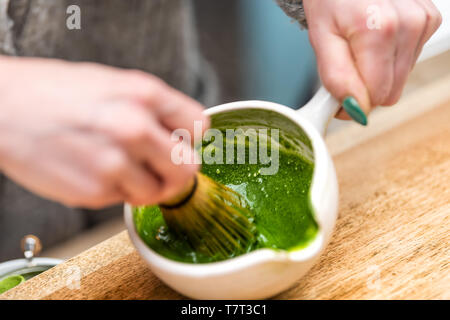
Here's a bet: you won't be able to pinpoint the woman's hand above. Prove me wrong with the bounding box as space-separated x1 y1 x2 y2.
0 57 208 208
304 0 442 124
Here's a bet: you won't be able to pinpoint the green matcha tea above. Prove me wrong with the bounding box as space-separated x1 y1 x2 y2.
134 109 318 263
0 275 25 294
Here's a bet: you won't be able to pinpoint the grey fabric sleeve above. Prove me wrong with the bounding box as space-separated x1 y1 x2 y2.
0 0 17 54
276 0 308 29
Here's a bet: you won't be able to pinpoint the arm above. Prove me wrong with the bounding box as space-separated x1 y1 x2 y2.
0 55 208 208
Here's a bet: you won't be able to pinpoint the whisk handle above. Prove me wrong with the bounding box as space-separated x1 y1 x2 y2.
160 175 198 209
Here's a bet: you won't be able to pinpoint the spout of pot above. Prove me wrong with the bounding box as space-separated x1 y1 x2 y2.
286 232 324 263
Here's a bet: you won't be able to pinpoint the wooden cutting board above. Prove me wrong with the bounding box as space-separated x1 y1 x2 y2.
2 75 449 300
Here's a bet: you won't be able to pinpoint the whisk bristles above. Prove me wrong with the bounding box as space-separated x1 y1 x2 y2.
161 173 257 260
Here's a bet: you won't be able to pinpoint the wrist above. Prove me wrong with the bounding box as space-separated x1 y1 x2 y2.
0 56 17 166
0 55 18 93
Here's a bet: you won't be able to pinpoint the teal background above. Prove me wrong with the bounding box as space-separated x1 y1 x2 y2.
238 0 318 108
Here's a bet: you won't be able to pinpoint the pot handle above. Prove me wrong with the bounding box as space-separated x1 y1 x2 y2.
296 86 339 137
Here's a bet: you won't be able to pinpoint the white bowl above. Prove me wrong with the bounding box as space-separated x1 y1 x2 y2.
125 90 339 299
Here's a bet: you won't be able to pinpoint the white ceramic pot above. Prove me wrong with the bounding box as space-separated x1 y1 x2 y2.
125 87 341 299
123 28 450 298
0 258 62 279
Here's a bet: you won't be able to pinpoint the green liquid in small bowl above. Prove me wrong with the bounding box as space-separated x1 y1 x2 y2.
0 275 25 294
0 265 53 295
134 110 319 263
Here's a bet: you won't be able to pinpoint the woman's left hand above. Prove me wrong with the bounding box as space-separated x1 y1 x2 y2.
304 0 442 123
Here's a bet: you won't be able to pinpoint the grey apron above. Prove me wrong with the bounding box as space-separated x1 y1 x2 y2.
0 0 218 260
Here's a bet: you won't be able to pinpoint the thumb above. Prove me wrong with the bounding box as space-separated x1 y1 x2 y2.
310 30 372 125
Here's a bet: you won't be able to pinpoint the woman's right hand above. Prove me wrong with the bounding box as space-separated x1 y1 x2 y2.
0 57 208 208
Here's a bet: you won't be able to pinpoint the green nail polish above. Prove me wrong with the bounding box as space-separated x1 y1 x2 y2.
342 96 368 126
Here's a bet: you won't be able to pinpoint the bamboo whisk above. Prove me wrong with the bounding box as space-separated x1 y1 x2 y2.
160 173 257 260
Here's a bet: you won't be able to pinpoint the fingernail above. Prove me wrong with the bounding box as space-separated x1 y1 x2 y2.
342 96 368 126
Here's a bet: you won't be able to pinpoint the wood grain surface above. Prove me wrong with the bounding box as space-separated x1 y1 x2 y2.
2 78 449 300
